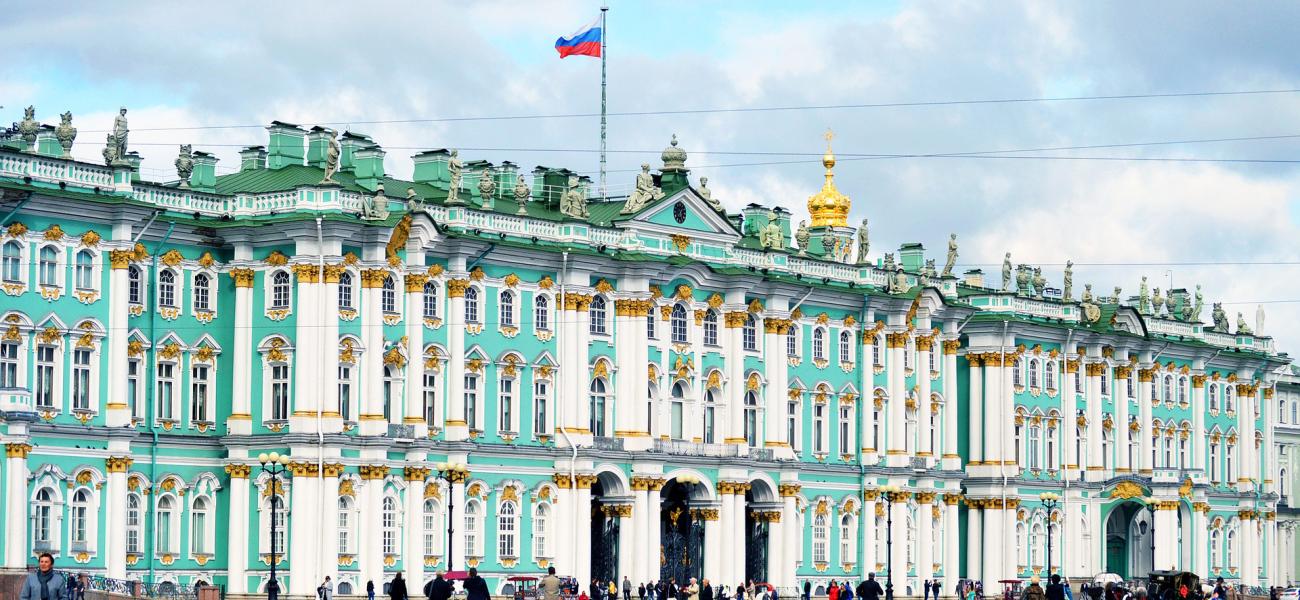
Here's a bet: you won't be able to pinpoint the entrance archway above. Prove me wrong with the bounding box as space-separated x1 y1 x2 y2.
591 471 628 586
1104 501 1152 579
660 478 706 585
745 479 779 583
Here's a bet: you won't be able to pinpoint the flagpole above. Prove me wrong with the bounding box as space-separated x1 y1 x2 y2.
600 4 608 200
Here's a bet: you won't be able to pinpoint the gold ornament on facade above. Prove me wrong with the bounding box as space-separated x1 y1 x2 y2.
594 278 613 294
669 234 691 253
404 273 429 292
229 268 255 288
159 249 184 267
467 266 485 281
266 337 288 362
263 251 288 266
446 279 470 298
42 224 65 241
6 221 28 238
1107 481 1146 500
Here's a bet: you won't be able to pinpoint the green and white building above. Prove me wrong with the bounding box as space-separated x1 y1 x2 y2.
0 107 1292 596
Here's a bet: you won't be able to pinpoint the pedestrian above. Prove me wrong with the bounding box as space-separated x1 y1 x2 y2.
464 568 489 600
804 582 812 600
1022 577 1045 600
367 581 376 600
1046 576 1065 600
829 581 840 600
428 571 452 600
542 568 562 600
861 575 883 600
625 578 634 600
843 582 854 600
688 579 700 600
641 584 648 600
611 581 619 600
390 573 408 600
965 584 976 600
702 580 715 600
20 554 68 600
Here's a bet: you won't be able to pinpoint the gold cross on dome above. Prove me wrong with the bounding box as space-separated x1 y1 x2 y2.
824 129 834 150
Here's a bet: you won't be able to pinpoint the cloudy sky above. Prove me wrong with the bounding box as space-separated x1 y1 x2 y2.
6 1 1300 354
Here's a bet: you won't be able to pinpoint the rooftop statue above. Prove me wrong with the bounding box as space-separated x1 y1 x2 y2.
478 167 496 210
942 234 958 276
1081 283 1094 304
174 144 194 188
1256 303 1265 336
1165 292 1177 316
759 211 783 250
1236 312 1252 335
446 149 464 205
1189 285 1203 323
1080 284 1101 323
55 112 76 159
1001 252 1012 291
1032 267 1046 299
1015 264 1030 296
559 175 588 219
920 259 936 287
111 107 129 166
890 265 910 294
322 130 340 184
1151 287 1164 317
513 175 530 215
360 183 390 221
1211 303 1228 333
1063 260 1074 301
855 218 870 265
881 252 895 272
18 106 38 153
820 234 835 256
621 163 664 214
698 176 723 212
1112 286 1122 304
1138 276 1150 314
795 220 810 256
101 133 118 166
1180 295 1194 321
406 187 422 211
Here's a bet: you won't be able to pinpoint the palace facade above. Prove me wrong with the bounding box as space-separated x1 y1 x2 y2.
0 109 1292 597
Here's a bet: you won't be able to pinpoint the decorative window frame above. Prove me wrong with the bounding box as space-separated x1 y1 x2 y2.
464 284 484 334
1 238 30 295
157 267 183 320
422 279 442 327
837 329 853 371
71 248 102 304
154 492 183 558
255 473 290 563
152 335 186 429
380 271 402 325
187 473 222 562
532 291 552 340
338 268 359 321
126 265 146 315
32 320 67 418
36 243 66 300
498 288 520 337
588 294 610 337
497 360 520 437
190 268 218 322
67 321 104 422
496 499 520 560
531 500 552 562
188 341 220 431
258 336 294 430
463 497 484 560
701 309 720 347
30 478 65 556
264 268 293 321
0 312 32 401
66 472 103 559
811 326 828 366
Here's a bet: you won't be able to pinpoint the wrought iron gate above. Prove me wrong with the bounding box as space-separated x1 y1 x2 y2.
661 506 703 584
745 516 769 583
592 509 620 583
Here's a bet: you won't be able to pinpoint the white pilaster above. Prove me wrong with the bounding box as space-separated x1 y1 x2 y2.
104 457 132 579
360 269 387 435
288 464 319 595
229 270 255 434
1192 375 1207 471
405 277 428 436
968 356 983 466
105 258 131 427
445 279 468 440
917 494 934 589
1116 368 1131 473
886 332 907 466
966 506 982 580
1138 367 1154 474
226 466 251 594
1085 361 1104 480
292 266 321 434
942 496 959 593
917 339 933 463
942 341 959 469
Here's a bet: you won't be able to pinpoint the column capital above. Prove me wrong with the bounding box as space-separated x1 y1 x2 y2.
552 473 573 489
223 464 252 479
915 335 935 352
942 339 961 355
575 474 599 489
1085 362 1107 377
942 493 963 505
405 273 429 292
106 456 134 473
109 250 134 269
288 461 320 478
291 263 321 284
322 463 346 478
359 464 391 480
5 443 32 458
229 268 256 288
361 269 389 289
446 278 471 297
404 466 432 481
885 332 909 348
915 491 937 504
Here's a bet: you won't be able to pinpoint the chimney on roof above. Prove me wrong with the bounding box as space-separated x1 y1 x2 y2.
339 131 374 173
899 243 925 272
239 146 266 171
190 151 218 192
353 146 386 191
412 150 452 187
266 121 306 169
35 125 60 158
124 151 143 182
964 268 984 288
305 127 334 168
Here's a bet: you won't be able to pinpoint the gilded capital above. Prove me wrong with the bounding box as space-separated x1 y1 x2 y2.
106 456 134 473
109 250 134 270
223 464 252 479
291 263 321 284
942 339 961 355
361 269 389 289
446 279 470 298
404 466 432 481
229 268 256 288
5 443 32 458
405 273 429 292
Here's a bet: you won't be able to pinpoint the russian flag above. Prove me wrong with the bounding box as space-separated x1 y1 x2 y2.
555 15 602 58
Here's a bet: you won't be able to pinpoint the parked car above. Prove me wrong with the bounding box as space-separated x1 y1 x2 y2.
1278 588 1299 600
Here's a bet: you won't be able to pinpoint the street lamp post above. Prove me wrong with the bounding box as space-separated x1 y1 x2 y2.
1039 492 1061 578
258 452 291 600
880 485 900 600
436 461 469 572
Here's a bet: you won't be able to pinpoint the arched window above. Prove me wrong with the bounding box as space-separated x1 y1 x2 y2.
1100 367 1110 396
193 273 211 312
498 373 515 433
839 513 856 563
533 503 551 559
1226 528 1238 569
422 499 440 558
500 290 516 327
786 327 798 357
74 250 94 289
381 275 396 313
422 280 437 318
702 388 718 444
1045 361 1056 390
670 304 688 343
1028 423 1042 470
338 496 355 555
464 499 482 557
465 287 480 323
126 494 143 554
589 296 607 335
381 496 399 554
1210 528 1222 570
1012 357 1023 387
743 314 758 351
271 271 291 309
873 335 884 366
1030 522 1045 569
839 405 853 455
1015 521 1027 570
1225 385 1235 412
1178 377 1188 404
128 265 143 304
646 310 657 338
1163 375 1174 404
534 379 550 435
1209 440 1221 482
383 365 398 421
534 294 549 330
703 310 719 346
159 269 177 307
497 501 519 557
838 331 851 363
812 514 829 563
1209 385 1218 411
157 495 176 553
191 497 210 554
32 488 56 549
670 381 687 440
589 378 609 437
1029 359 1040 388
269 496 286 555
744 390 760 447
38 246 57 286
338 271 354 309
70 489 91 546
464 374 479 430
812 328 826 361
1 241 20 282
1046 423 1059 470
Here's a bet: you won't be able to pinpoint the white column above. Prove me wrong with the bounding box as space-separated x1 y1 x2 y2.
966 505 982 580
104 456 132 579
764 318 785 451
445 279 469 440
704 509 721 585
888 495 907 592
1153 504 1177 571
405 276 428 436
725 312 747 446
574 477 593 589
1116 369 1131 473
105 256 131 427
1063 361 1078 475
552 477 574 577
917 494 934 589
887 333 907 465
450 479 467 571
617 508 634 583
981 501 1003 593
782 488 799 587
765 511 781 588
4 444 31 569
632 480 650 584
718 485 734 585
983 359 1002 467
917 339 934 463
289 464 319 595
359 469 385 590
942 497 959 593
292 266 321 433
732 487 748 581
968 356 984 466
862 494 879 578
942 342 959 468
323 267 341 430
1138 368 1154 474
321 466 342 587
228 269 255 434
1085 362 1103 478
404 467 427 589
648 482 664 581
614 301 637 437
226 465 251 594
360 270 387 435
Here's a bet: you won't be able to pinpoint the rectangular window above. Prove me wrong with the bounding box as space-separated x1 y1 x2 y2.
271 364 289 421
743 320 757 351
838 406 851 455
0 342 17 388
192 511 207 553
464 375 478 430
423 371 437 426
670 401 684 440
71 348 91 410
787 331 797 357
703 405 715 444
194 278 210 312
128 359 142 420
787 401 798 451
35 345 55 408
339 508 352 555
646 313 656 339
814 404 826 453
339 365 352 421
498 378 514 433
157 362 175 420
533 380 549 436
191 364 210 422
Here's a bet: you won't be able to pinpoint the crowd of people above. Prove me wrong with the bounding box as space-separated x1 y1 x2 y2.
576 573 775 600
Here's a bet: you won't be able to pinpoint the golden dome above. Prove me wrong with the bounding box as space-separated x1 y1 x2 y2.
807 129 850 227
